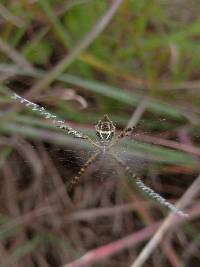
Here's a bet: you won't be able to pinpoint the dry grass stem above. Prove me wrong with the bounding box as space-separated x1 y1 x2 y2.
0 38 34 72
0 3 25 27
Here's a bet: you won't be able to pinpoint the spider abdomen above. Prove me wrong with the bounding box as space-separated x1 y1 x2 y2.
95 114 115 144
96 130 114 142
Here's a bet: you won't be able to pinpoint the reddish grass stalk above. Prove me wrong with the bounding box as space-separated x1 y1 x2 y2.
135 134 200 158
62 223 160 267
162 242 184 267
61 205 200 267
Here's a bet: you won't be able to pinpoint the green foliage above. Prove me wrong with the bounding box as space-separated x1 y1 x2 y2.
23 40 53 65
63 1 107 41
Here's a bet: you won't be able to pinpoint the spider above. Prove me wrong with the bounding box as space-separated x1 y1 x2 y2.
12 92 188 217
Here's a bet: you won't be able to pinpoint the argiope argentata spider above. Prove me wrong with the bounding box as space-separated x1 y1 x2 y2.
12 92 188 217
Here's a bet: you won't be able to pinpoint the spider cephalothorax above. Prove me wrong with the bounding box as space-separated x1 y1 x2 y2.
95 114 116 145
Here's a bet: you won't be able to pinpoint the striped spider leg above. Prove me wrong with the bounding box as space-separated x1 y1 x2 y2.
12 93 91 141
109 126 135 149
109 151 188 217
68 151 101 191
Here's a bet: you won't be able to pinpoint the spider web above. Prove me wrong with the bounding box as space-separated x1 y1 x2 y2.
9 91 188 216
56 134 150 187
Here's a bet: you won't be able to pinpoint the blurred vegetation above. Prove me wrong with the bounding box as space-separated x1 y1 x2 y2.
0 0 200 267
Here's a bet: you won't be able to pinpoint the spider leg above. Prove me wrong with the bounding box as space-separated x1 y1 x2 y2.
68 151 100 191
12 93 85 139
109 127 134 148
110 152 188 217
118 127 134 139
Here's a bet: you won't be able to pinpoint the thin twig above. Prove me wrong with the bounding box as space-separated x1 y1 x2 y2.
0 3 25 27
162 242 184 267
66 202 148 222
135 133 200 158
130 172 200 267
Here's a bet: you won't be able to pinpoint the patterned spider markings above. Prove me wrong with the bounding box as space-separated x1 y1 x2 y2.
12 92 188 217
95 114 115 145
